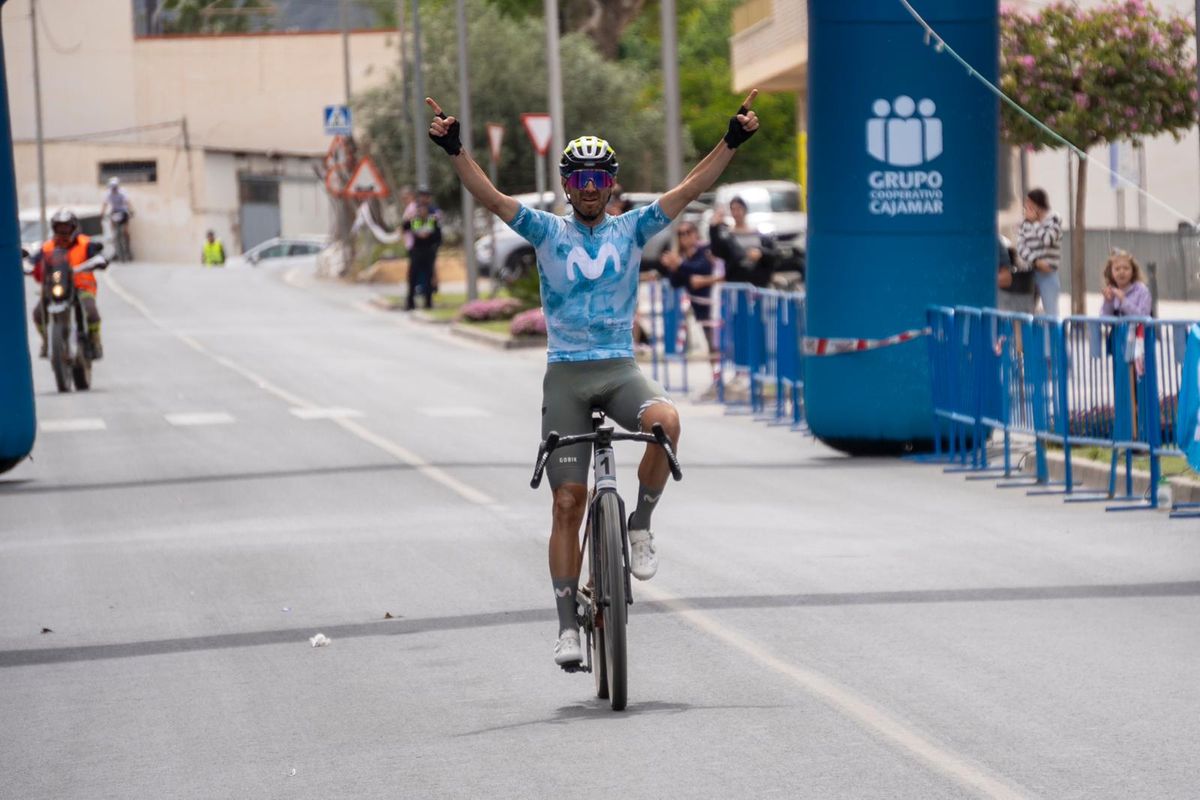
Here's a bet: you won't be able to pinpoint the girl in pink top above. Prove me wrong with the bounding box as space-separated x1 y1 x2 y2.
1100 249 1153 318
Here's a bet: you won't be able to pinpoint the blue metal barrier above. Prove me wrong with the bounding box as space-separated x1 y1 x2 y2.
927 305 1200 515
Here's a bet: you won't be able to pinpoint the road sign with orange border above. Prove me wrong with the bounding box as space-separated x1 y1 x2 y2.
345 156 390 199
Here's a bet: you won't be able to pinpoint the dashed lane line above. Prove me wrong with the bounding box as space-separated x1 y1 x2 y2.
104 272 496 507
289 407 363 420
164 412 235 427
40 418 107 433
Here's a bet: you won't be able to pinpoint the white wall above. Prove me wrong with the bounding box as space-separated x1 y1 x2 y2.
4 0 138 139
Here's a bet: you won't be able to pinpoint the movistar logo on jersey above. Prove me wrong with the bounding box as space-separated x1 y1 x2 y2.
566 243 622 282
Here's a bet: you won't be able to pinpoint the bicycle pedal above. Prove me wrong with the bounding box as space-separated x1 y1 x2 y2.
559 660 591 674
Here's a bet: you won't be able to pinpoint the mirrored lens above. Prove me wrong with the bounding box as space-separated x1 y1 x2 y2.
567 170 613 190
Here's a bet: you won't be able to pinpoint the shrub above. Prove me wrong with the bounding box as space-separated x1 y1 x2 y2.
458 297 523 322
510 307 547 337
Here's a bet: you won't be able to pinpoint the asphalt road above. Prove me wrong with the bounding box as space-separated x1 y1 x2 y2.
2 260 1198 799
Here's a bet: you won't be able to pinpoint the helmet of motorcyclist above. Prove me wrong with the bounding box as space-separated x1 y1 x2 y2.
50 208 80 244
559 136 619 179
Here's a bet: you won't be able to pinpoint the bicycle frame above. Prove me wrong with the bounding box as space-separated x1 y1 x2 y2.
530 410 682 700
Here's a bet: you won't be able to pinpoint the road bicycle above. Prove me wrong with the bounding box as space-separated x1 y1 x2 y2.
531 408 682 711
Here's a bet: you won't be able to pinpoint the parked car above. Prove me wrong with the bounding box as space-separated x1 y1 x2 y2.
704 180 807 281
473 191 710 283
20 206 109 255
229 235 330 268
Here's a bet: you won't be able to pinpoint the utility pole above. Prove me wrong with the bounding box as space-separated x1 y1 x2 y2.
544 0 564 209
397 0 411 146
340 0 351 104
456 0 478 300
411 0 430 189
30 0 47 240
660 0 683 189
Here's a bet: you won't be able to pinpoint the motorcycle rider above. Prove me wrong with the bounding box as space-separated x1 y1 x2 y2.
26 209 108 359
100 176 133 260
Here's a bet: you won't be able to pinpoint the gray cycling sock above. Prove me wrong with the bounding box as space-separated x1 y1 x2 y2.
552 578 578 634
628 483 663 531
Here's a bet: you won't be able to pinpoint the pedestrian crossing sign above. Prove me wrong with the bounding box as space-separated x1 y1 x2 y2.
324 105 353 136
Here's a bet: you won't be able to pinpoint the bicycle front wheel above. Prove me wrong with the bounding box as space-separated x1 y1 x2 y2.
597 492 628 710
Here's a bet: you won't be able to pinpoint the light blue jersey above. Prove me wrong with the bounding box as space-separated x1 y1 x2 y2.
508 201 671 362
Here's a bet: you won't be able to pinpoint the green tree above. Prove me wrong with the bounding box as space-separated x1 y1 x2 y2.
621 0 797 184
488 0 647 60
355 0 661 211
1000 0 1197 314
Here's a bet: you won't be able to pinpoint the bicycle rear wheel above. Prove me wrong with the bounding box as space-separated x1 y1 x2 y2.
597 492 627 710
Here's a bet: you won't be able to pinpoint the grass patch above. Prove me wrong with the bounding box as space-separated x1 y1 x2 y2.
1069 445 1197 481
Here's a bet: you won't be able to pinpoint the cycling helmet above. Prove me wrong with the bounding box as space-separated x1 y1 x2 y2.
108 177 120 188
50 208 80 239
559 136 619 177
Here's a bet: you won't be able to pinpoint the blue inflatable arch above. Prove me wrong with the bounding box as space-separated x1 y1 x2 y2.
1 0 38 474
805 0 997 452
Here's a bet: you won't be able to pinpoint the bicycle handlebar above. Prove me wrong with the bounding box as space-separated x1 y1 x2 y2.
530 423 682 489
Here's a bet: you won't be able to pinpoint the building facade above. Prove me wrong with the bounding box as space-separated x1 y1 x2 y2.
5 0 399 262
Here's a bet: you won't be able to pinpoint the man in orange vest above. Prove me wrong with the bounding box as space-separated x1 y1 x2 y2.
26 209 108 359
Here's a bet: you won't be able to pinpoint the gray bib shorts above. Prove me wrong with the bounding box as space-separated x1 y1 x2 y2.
541 358 673 488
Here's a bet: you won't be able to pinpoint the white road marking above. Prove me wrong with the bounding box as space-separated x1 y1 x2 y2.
40 418 106 433
289 407 363 420
418 407 491 419
165 412 235 427
637 582 1029 800
105 272 495 507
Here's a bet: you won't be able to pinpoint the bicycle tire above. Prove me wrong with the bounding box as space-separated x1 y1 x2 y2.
597 491 627 710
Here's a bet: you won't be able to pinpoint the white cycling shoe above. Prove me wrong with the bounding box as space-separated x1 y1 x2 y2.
628 526 658 581
554 628 583 666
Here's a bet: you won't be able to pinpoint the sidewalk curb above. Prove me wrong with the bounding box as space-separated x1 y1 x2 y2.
1024 450 1200 505
449 322 547 350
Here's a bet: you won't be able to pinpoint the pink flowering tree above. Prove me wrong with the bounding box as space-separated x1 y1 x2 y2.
1000 0 1197 313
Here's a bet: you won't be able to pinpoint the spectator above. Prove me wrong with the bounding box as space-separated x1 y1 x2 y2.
996 234 1034 313
659 222 725 384
1017 188 1062 316
201 230 226 267
1100 248 1152 318
708 196 774 287
402 191 442 310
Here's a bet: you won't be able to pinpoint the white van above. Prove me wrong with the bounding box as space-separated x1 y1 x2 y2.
19 206 109 256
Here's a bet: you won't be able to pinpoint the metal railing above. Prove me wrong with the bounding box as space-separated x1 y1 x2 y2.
928 305 1197 512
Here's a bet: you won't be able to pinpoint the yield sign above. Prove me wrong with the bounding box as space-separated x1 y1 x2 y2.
345 156 390 199
486 122 505 163
520 113 553 157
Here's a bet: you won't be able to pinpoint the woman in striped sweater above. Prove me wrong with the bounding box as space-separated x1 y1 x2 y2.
1017 188 1063 317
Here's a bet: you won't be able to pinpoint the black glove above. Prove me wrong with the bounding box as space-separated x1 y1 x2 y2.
429 112 463 156
723 105 757 149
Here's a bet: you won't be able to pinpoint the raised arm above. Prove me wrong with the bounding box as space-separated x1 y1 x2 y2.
427 97 520 224
659 90 760 221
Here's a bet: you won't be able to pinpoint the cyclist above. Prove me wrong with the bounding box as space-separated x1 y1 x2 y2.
426 91 760 667
100 177 133 261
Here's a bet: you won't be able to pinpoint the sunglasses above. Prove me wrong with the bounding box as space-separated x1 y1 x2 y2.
565 170 614 190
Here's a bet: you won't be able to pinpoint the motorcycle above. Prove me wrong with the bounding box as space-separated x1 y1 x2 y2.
24 249 107 393
110 209 133 262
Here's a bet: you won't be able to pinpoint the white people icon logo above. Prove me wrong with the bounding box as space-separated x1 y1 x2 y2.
867 96 942 167
866 95 945 217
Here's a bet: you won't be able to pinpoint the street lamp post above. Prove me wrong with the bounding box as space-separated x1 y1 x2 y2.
412 0 430 189
30 0 47 240
456 0 478 300
544 0 565 210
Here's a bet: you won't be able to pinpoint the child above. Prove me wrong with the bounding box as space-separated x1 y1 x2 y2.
1100 249 1152 318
